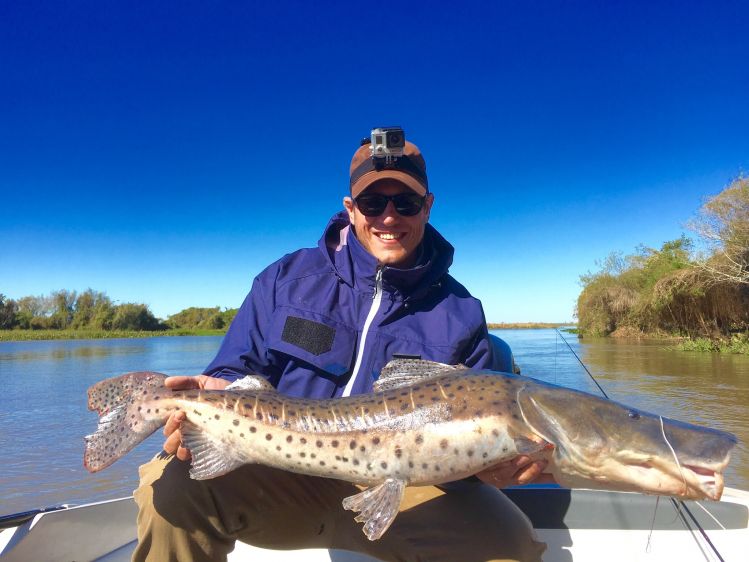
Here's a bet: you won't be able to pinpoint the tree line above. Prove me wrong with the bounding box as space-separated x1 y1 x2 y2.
0 289 238 332
576 177 749 341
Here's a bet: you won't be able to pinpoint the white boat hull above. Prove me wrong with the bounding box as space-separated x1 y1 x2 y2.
2 487 747 561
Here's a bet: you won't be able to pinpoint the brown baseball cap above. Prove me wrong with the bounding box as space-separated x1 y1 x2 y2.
349 141 429 198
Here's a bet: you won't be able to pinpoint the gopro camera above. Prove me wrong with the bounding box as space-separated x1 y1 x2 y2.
370 126 406 162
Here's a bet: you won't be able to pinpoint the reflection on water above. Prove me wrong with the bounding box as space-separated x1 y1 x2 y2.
0 336 223 516
0 331 747 517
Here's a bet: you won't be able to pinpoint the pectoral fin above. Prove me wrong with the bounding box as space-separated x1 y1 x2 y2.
341 478 406 540
514 436 554 456
181 422 246 479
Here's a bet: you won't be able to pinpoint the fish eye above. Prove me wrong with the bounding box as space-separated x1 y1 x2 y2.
628 410 641 420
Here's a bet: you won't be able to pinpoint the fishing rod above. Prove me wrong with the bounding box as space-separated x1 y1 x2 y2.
554 328 726 562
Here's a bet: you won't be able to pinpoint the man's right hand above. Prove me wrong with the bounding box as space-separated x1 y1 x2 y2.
162 375 230 461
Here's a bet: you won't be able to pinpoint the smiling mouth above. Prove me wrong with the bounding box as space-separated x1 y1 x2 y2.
377 233 404 241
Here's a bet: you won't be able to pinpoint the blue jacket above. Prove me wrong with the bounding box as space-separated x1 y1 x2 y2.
203 211 507 398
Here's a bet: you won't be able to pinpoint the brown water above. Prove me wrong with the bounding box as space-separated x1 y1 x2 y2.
0 331 747 516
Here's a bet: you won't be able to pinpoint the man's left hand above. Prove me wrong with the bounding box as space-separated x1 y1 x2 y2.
476 457 556 488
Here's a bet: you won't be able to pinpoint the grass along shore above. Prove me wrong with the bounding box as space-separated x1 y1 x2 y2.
3 325 744 354
0 328 227 342
488 322 571 329
1 323 571 342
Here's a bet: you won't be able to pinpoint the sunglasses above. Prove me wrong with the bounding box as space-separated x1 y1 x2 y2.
354 192 426 217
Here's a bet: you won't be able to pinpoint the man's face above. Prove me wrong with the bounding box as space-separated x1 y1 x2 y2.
343 179 434 268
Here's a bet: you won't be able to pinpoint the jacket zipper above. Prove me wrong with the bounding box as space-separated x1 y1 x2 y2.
342 267 384 397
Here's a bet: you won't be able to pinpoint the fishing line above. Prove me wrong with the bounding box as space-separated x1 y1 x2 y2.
660 414 688 494
553 329 609 399
693 501 726 530
554 328 726 562
645 496 660 553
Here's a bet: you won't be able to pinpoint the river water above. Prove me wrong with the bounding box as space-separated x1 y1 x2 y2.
1 330 747 516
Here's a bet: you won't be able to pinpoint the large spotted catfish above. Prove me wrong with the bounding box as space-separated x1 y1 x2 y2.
84 359 736 540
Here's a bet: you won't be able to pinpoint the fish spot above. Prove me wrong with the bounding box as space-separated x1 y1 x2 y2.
331 440 339 447
320 461 326 466
286 453 291 458
372 437 381 445
422 463 428 469
250 426 257 433
233 419 240 426
316 440 323 448
300 452 306 458
286 435 293 443
492 429 500 437
265 434 273 441
353 459 360 465
300 438 307 444
214 414 220 420
440 439 448 449
467 450 474 457
240 433 245 438
395 447 403 458
415 435 424 445
381 461 388 469
276 445 281 451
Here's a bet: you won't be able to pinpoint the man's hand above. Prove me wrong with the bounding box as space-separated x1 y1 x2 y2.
476 456 556 488
162 375 230 461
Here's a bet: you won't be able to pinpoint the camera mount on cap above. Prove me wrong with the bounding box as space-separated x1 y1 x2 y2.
368 126 406 165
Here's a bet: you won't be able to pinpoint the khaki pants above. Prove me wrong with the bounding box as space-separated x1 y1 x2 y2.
133 454 546 562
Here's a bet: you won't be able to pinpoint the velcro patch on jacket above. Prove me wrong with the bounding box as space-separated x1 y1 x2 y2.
281 316 335 356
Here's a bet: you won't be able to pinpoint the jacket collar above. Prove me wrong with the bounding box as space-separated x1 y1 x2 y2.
319 211 454 300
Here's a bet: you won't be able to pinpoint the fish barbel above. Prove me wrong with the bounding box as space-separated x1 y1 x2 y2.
84 359 737 540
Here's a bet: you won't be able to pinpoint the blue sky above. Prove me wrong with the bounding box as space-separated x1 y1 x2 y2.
1 1 748 323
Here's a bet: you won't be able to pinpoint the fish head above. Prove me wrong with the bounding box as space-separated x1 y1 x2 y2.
517 383 737 500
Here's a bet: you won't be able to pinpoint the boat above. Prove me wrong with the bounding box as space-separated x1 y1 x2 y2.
2 485 747 561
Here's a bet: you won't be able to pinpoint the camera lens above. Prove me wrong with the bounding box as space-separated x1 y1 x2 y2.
387 132 404 147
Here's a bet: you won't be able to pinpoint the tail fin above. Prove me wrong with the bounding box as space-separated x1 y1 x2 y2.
84 372 168 473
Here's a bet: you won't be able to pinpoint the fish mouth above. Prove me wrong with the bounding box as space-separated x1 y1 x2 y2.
682 464 725 500
549 455 728 501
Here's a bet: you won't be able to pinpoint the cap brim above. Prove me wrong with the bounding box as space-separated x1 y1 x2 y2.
351 170 427 198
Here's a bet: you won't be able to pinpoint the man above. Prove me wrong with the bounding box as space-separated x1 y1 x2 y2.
133 130 548 562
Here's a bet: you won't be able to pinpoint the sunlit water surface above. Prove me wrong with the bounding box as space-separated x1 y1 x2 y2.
1 330 747 516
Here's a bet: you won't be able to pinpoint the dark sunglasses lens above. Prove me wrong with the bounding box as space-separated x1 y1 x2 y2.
355 195 388 216
355 194 424 217
393 194 424 216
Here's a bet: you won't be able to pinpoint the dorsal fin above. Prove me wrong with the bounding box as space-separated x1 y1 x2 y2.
225 375 276 392
373 359 467 392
